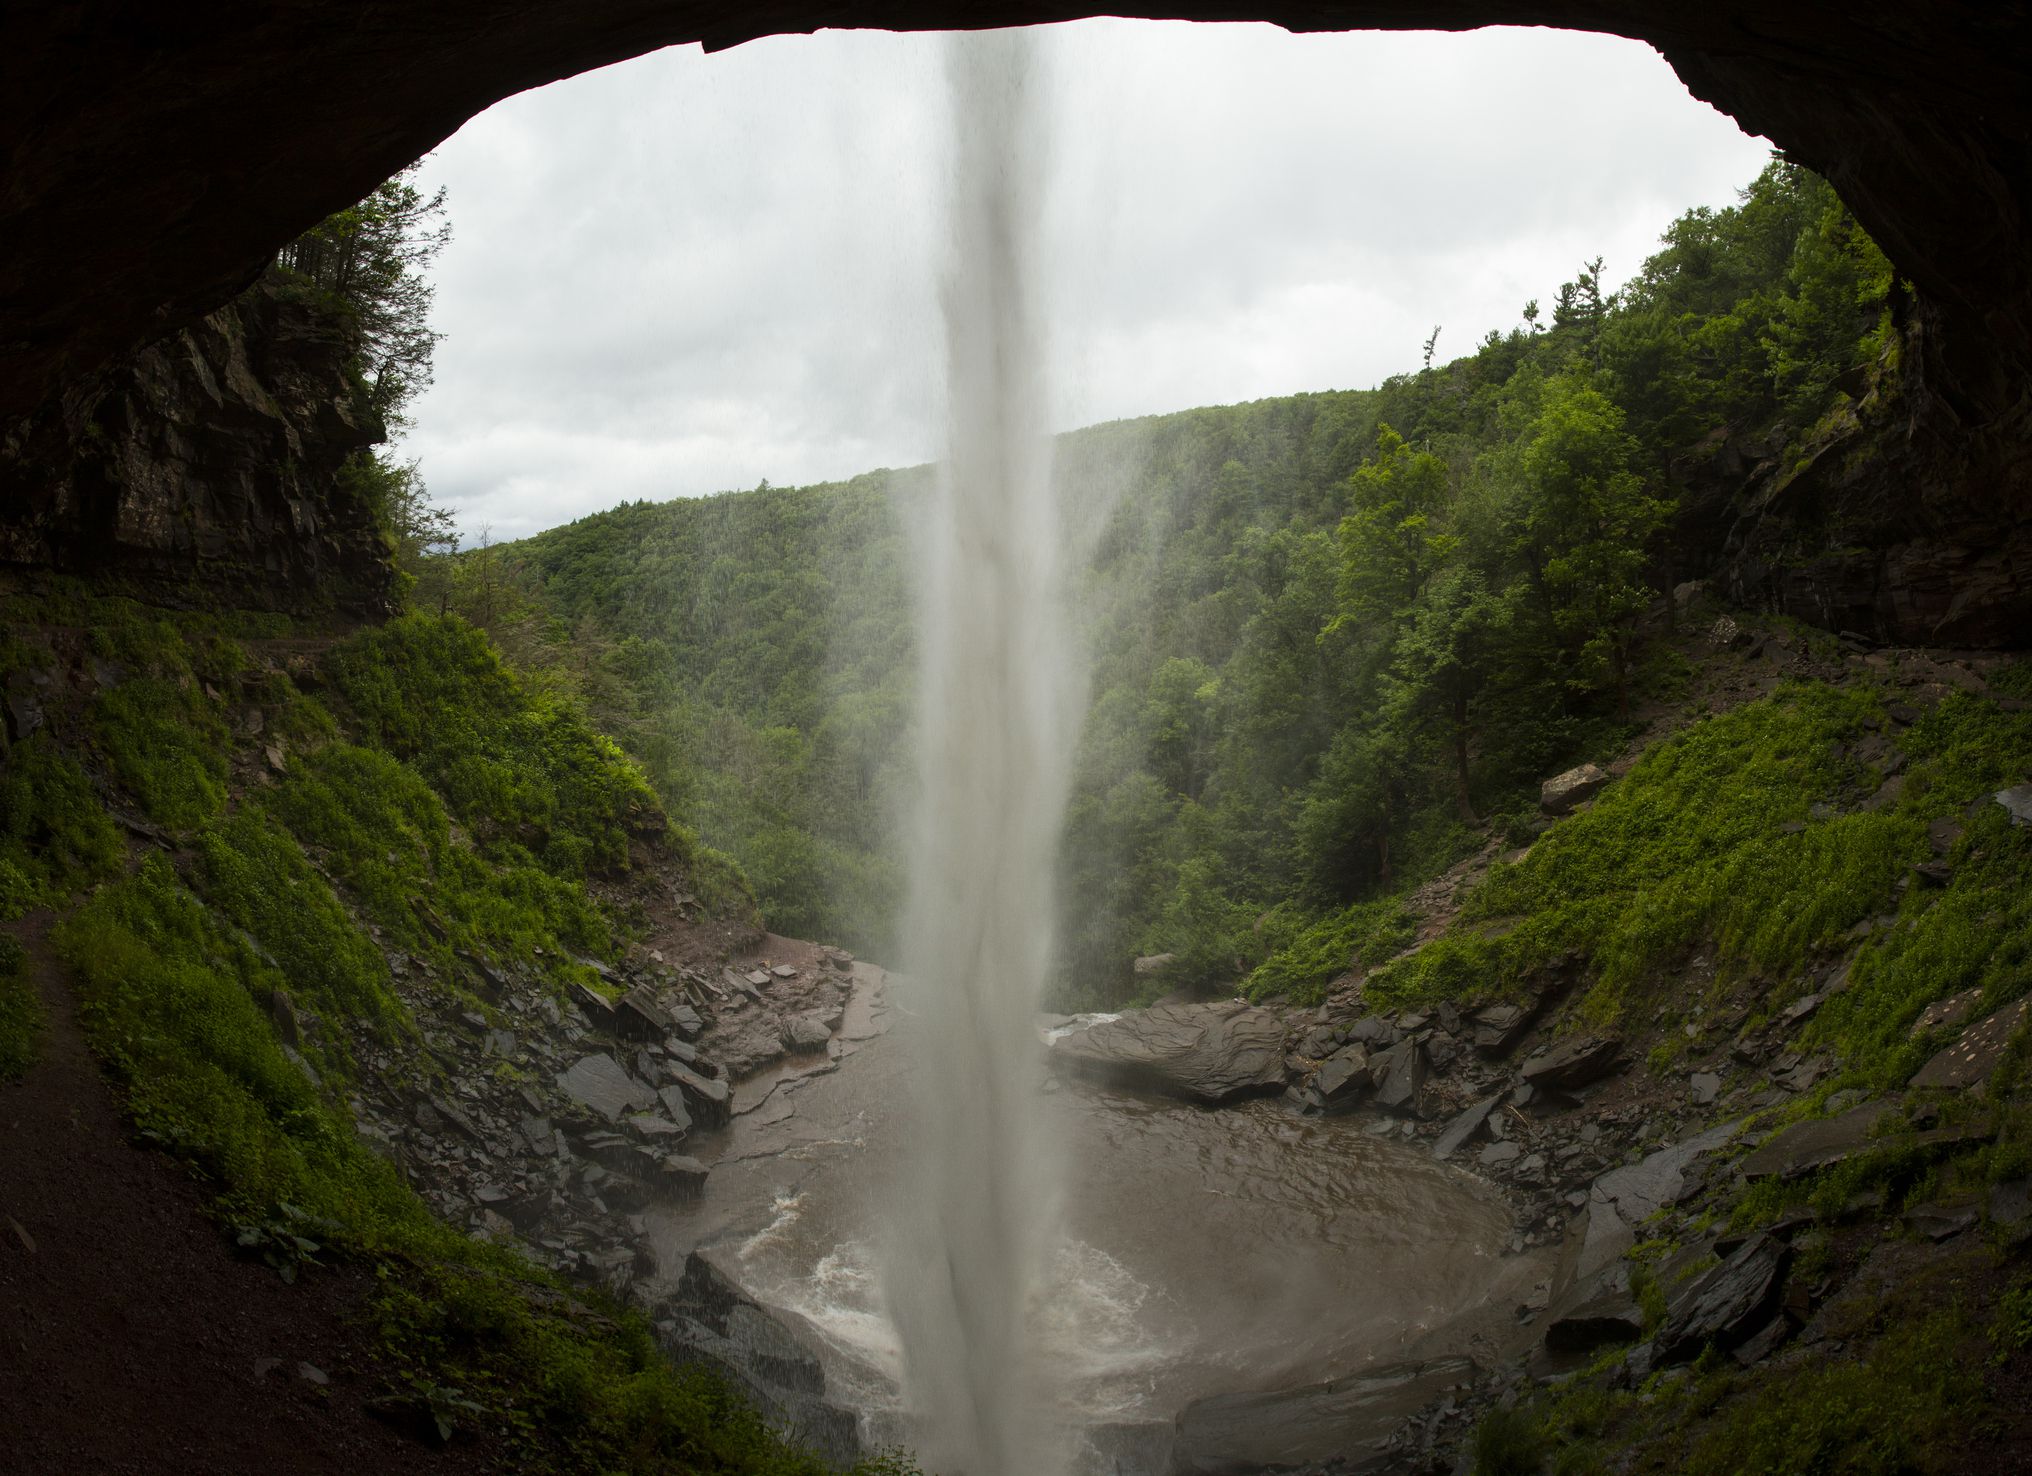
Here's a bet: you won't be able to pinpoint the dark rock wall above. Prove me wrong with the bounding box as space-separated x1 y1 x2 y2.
0 277 394 614
1679 305 2032 645
0 4 2025 631
1 4 2026 428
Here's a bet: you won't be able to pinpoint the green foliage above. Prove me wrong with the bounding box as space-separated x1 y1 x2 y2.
55 855 431 1240
320 614 666 881
460 156 1893 1008
341 451 459 611
1471 1404 1547 1476
0 933 42 1083
1369 683 1903 1017
268 742 614 970
1517 374 1671 712
275 164 449 424
1244 896 1420 1004
1681 1309 1977 1474
0 735 123 917
1808 693 2032 1086
195 808 404 1046
91 677 229 829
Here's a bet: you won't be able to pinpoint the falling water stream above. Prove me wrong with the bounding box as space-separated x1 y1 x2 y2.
648 30 1544 1475
887 30 1080 1473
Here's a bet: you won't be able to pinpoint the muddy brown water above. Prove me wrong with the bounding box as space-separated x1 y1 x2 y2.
649 968 1541 1470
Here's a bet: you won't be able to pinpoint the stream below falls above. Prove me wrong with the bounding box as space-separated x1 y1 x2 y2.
649 967 1543 1474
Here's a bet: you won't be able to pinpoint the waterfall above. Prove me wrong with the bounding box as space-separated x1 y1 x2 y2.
887 26 1080 1475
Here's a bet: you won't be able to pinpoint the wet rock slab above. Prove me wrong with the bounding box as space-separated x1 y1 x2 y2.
1171 1355 1478 1475
1432 1094 1502 1161
651 1251 861 1466
555 1053 656 1122
1656 1232 1789 1364
1736 1101 1895 1180
1051 1001 1288 1104
1520 1034 1622 1090
1909 999 2028 1090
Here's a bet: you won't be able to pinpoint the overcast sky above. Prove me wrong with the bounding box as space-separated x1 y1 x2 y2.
405 21 1771 541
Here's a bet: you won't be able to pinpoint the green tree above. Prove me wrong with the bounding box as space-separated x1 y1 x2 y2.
1384 567 1513 822
276 164 450 423
1517 375 1670 715
1327 424 1456 633
340 453 458 611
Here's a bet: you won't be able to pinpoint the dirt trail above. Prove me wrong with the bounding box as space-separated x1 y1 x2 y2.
0 911 498 1475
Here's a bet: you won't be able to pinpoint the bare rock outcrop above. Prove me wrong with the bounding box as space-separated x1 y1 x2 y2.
1051 1001 1288 1104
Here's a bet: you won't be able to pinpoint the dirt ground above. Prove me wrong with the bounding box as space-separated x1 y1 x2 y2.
0 910 502 1476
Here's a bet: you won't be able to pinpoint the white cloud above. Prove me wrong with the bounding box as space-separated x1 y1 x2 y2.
404 21 1771 539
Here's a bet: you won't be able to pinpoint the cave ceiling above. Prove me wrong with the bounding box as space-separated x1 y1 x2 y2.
2 3 2026 432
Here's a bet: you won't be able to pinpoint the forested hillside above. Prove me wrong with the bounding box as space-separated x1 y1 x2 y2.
466 158 1893 1007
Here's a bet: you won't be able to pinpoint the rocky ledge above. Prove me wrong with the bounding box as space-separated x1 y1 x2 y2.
319 922 881 1460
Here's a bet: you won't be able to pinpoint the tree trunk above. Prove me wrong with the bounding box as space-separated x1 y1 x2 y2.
1451 691 1478 824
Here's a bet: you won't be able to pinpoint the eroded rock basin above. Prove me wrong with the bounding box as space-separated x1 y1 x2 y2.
649 971 1543 1473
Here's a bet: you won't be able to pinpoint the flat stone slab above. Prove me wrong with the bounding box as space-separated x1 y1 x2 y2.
1171 1356 1478 1476
1594 1120 1744 1223
1432 1094 1502 1161
556 1053 656 1122
1521 1034 1623 1090
1051 1002 1288 1105
1736 1101 1895 1180
1910 999 2028 1089
1913 987 1983 1037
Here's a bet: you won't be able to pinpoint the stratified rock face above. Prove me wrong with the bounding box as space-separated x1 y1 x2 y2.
0 276 392 614
1052 1001 1288 1104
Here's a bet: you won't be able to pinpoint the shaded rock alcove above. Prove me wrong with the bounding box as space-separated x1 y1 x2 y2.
2 4 2027 633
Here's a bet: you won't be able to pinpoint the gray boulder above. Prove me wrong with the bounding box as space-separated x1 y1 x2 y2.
615 986 675 1042
781 1014 833 1053
1315 1043 1371 1110
1370 1037 1428 1117
1051 1002 1288 1104
667 1060 731 1127
1541 762 1608 815
1657 1233 1789 1364
1521 1033 1623 1090
1995 783 2032 827
1470 999 1538 1056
